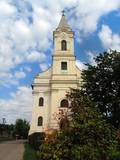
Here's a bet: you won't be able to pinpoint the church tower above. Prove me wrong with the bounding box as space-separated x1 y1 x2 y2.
29 12 81 135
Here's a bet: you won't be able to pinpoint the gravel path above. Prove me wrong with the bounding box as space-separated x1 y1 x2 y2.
0 140 26 160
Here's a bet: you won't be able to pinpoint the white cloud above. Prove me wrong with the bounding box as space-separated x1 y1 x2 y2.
14 71 26 79
27 51 46 62
0 72 19 87
11 19 34 53
0 1 16 17
0 86 32 124
76 60 87 70
98 25 120 51
69 0 120 36
86 51 97 66
76 51 97 69
0 70 26 87
0 0 120 87
40 63 49 71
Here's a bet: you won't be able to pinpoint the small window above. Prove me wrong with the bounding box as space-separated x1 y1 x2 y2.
61 62 67 70
60 99 69 108
38 116 43 126
39 97 44 106
61 40 67 50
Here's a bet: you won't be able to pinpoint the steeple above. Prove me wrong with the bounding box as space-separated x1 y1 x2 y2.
53 10 74 56
56 10 72 31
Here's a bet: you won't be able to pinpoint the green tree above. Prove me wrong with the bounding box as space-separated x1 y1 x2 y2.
82 50 120 128
0 123 14 137
39 89 119 160
13 119 30 139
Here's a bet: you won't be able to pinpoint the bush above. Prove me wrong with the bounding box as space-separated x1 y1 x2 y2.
23 143 38 160
28 132 45 150
38 89 120 160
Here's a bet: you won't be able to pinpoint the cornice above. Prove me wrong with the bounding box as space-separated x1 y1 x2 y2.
50 80 80 84
32 83 50 86
52 74 77 76
52 54 75 58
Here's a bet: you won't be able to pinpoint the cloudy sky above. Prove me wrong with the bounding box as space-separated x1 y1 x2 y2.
0 0 120 124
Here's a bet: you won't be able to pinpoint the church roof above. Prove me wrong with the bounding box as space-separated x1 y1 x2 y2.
56 11 72 31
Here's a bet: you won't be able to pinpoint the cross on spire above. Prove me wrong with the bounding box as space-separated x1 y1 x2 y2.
62 10 65 16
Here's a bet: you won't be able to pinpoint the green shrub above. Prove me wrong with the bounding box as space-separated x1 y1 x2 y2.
28 132 45 150
23 143 38 160
38 89 120 160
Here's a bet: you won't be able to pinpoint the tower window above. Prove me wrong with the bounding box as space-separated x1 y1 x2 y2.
61 40 67 50
39 97 44 106
38 116 43 126
61 62 67 70
60 99 69 108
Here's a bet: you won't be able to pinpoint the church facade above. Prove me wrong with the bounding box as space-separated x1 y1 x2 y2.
29 13 81 135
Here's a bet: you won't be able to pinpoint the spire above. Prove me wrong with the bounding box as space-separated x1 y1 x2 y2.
56 10 72 31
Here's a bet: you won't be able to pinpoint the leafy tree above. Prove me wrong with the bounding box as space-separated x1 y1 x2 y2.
39 89 119 160
13 119 30 139
82 50 120 128
0 123 14 137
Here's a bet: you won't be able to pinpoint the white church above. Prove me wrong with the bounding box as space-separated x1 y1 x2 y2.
29 12 81 135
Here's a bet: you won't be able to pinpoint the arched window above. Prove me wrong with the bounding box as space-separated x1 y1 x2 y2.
39 97 44 106
60 99 69 108
38 116 43 126
61 40 67 50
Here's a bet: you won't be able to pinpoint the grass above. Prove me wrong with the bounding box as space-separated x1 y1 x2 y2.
23 143 38 160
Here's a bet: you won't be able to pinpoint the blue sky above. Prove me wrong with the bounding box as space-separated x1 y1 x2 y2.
0 0 120 124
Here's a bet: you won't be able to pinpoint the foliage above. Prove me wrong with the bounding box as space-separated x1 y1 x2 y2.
13 119 30 139
39 89 120 160
82 50 120 128
23 143 38 160
28 132 45 150
0 123 14 143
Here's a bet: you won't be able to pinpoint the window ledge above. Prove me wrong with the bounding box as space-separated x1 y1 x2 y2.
61 70 68 74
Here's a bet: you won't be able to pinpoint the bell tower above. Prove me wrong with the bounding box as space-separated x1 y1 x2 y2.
49 11 80 129
53 11 74 56
52 11 76 77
